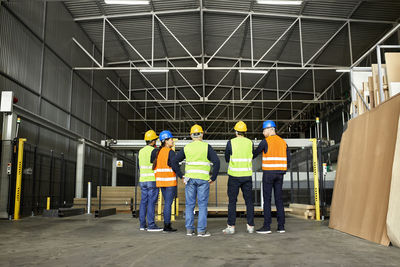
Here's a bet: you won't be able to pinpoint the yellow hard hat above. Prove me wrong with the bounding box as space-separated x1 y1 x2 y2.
144 130 158 141
190 124 204 134
234 121 247 132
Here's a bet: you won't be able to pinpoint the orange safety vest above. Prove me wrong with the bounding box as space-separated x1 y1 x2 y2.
154 147 177 187
262 135 288 171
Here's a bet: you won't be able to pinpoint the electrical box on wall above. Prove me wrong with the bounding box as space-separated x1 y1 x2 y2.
0 91 14 113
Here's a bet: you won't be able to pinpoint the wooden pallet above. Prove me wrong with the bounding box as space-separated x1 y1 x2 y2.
288 203 316 220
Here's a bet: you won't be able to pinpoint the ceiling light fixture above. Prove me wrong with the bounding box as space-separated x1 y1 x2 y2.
139 69 169 73
239 69 269 74
257 0 303 5
335 69 351 73
104 0 150 5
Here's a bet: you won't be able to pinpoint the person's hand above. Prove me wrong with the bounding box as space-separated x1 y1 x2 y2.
183 176 190 185
208 179 214 184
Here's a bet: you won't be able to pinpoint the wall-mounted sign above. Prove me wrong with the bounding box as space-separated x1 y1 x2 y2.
116 160 123 168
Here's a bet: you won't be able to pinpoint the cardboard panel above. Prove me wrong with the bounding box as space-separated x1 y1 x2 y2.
387 115 400 247
329 94 400 246
385 53 400 97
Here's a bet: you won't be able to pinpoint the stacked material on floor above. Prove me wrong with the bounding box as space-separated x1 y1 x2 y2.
73 197 133 212
387 116 400 247
329 94 400 246
288 203 316 220
73 186 139 213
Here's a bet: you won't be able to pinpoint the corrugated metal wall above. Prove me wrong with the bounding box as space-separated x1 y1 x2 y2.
0 1 136 215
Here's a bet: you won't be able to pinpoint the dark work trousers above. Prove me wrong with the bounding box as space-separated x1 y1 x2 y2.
263 172 285 229
227 175 254 226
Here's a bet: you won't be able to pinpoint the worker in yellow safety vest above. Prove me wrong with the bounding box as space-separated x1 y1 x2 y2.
253 120 291 234
152 130 181 232
138 130 163 232
173 124 220 237
222 121 255 234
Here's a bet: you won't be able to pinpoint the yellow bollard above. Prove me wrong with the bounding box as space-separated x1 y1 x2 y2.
46 197 51 210
14 138 26 220
176 197 179 216
171 198 175 221
157 190 162 221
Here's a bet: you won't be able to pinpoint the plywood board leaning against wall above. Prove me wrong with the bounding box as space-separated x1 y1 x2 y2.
329 94 400 246
385 53 400 97
386 115 400 247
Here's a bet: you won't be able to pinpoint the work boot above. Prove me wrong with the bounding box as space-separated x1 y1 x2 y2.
163 223 177 232
222 225 235 234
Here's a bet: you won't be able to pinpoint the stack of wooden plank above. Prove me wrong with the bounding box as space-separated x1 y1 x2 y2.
288 203 316 220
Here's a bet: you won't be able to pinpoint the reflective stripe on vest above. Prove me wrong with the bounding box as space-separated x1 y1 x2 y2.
262 135 288 171
186 162 211 166
154 168 174 173
154 147 177 187
138 145 156 182
185 169 210 175
140 166 153 170
228 137 253 177
183 140 211 180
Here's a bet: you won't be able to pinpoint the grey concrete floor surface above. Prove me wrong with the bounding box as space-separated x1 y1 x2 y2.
0 214 399 267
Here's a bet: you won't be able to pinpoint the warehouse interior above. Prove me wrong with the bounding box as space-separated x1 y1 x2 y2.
1 0 400 266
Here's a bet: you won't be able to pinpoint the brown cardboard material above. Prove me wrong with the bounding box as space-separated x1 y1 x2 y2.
386 115 400 247
329 94 400 246
385 53 400 97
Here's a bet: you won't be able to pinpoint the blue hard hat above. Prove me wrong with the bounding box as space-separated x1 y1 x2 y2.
263 120 276 129
159 130 173 141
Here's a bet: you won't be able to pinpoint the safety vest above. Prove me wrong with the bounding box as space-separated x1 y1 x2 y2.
262 135 288 171
228 137 253 177
183 140 211 180
154 147 177 187
138 145 156 182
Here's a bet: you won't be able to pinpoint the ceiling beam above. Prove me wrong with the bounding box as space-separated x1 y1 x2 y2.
73 7 396 25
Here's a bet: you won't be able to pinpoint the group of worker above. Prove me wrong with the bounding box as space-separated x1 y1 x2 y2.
138 120 290 237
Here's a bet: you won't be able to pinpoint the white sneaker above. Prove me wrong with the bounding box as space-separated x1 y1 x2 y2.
197 231 211 237
277 230 286 233
247 224 255 234
222 225 235 234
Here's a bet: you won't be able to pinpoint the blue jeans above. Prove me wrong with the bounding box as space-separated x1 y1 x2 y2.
139 181 159 229
263 173 285 229
185 179 210 232
161 186 176 224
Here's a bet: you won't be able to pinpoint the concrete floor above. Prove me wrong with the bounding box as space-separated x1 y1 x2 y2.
0 214 399 267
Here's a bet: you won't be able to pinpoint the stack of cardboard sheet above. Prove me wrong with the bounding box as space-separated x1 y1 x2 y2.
387 116 400 247
353 53 400 116
385 53 400 98
329 94 400 246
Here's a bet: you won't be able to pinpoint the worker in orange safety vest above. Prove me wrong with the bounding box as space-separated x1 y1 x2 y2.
253 120 291 234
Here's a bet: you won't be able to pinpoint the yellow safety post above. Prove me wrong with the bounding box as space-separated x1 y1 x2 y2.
157 190 162 221
14 138 26 220
311 138 321 221
175 197 179 216
171 198 176 221
46 197 51 210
